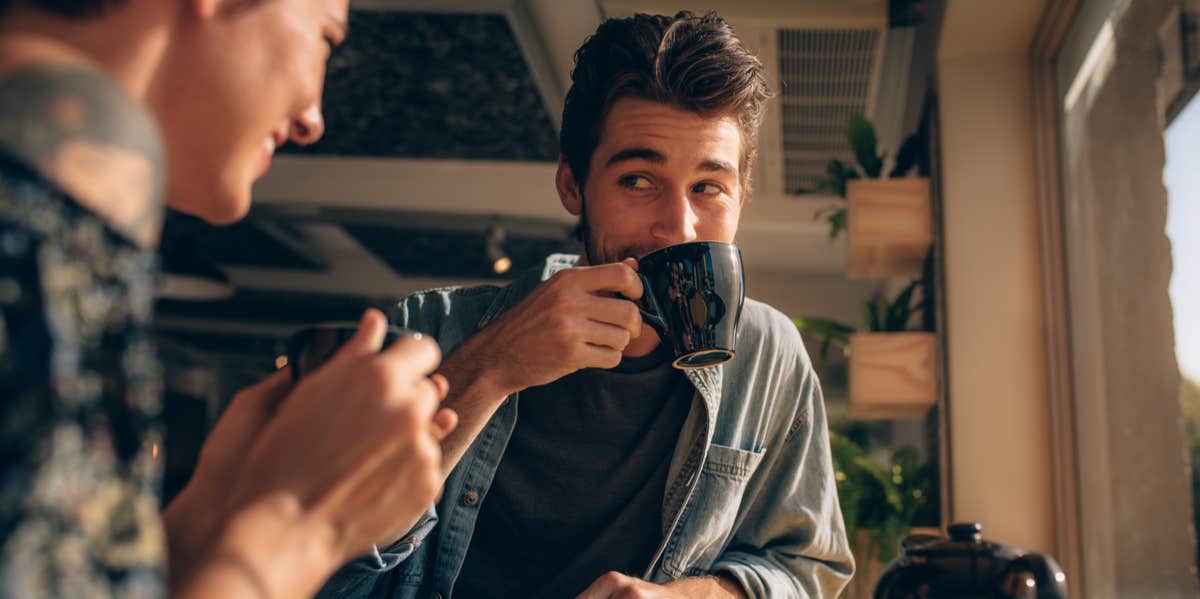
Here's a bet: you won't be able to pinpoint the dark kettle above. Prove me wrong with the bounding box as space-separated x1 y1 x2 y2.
873 522 1068 599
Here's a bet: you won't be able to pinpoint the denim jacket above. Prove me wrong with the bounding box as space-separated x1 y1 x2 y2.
317 254 854 599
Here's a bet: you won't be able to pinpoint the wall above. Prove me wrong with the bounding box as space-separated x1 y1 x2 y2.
745 269 880 325
936 0 1055 554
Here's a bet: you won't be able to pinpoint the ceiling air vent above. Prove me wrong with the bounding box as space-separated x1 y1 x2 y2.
777 28 883 194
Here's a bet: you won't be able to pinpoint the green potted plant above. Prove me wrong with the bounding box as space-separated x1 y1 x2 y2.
830 431 938 598
797 115 932 279
796 280 936 420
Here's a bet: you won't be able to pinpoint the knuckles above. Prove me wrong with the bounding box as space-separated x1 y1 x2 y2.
550 290 579 317
620 264 640 295
602 349 622 369
615 329 632 349
623 302 642 333
548 268 575 287
362 359 402 398
388 336 442 371
410 439 441 482
598 571 627 587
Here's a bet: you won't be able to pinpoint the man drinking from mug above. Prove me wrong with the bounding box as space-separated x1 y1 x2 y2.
321 11 854 599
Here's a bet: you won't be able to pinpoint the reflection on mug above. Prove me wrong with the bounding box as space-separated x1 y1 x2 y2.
635 241 744 370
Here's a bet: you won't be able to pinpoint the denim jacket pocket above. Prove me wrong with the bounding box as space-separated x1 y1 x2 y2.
661 443 764 578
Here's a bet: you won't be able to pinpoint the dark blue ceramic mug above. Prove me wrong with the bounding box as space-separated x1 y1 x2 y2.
635 241 745 370
287 322 414 380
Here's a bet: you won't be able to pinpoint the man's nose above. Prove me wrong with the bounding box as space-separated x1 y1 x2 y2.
650 189 699 246
289 104 325 146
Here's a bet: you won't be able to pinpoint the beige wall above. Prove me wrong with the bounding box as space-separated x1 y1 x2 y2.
745 269 880 324
936 0 1054 554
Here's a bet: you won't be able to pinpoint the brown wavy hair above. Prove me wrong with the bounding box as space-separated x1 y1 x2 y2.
0 0 126 18
560 11 771 198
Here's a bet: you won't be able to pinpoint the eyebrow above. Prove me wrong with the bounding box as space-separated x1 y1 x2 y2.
604 147 739 178
699 159 738 177
605 147 666 168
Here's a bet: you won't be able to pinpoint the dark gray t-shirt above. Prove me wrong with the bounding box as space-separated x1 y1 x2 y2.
453 344 695 599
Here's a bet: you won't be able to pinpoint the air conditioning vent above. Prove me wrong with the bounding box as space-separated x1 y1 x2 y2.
778 28 883 194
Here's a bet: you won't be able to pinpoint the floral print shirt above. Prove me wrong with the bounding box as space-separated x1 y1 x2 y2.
0 64 167 599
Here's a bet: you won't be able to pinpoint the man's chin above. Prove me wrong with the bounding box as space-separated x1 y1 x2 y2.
166 183 251 226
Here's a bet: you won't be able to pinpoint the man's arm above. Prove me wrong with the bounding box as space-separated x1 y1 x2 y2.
706 317 854 599
315 262 646 597
430 261 645 478
172 494 339 599
577 572 748 599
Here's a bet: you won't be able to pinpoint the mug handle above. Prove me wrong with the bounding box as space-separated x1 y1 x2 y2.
636 273 669 335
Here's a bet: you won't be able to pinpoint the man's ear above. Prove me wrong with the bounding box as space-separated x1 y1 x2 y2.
556 154 583 216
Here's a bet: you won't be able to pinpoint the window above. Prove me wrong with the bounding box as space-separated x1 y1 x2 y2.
1163 82 1200 577
1044 0 1200 594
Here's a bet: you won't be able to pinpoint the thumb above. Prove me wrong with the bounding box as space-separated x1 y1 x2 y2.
327 308 388 365
431 408 458 441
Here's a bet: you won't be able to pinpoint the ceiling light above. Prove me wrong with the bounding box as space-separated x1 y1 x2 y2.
485 225 511 274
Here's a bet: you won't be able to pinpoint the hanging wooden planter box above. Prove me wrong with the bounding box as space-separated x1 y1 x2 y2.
848 332 936 420
846 178 933 279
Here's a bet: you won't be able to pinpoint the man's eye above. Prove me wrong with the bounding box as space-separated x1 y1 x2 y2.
620 175 654 190
693 182 723 195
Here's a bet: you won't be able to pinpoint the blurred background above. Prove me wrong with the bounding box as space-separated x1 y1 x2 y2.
153 0 1200 597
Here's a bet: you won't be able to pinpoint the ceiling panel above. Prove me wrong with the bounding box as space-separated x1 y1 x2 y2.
283 10 559 161
162 212 324 271
778 27 883 193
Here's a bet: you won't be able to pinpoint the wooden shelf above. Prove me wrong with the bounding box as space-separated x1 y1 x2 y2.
846 178 933 279
848 332 937 420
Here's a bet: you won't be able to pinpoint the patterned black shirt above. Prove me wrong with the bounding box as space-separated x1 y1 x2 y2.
0 65 166 599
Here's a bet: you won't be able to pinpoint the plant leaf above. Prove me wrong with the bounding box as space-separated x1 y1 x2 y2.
820 337 835 362
797 159 861 198
795 317 856 336
884 279 921 331
815 202 844 219
828 208 847 241
861 299 883 332
848 115 883 178
835 170 860 198
813 202 848 242
793 317 854 361
890 132 922 178
829 432 937 566
825 160 859 197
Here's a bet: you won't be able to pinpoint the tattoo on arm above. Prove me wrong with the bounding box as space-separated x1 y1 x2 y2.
0 64 164 247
